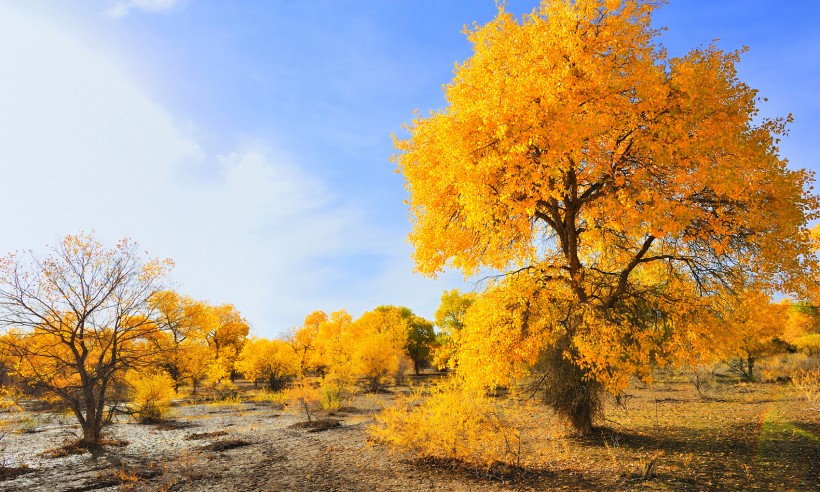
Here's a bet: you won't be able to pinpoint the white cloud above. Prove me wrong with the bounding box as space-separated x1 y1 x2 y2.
0 5 391 336
106 0 182 19
0 4 475 337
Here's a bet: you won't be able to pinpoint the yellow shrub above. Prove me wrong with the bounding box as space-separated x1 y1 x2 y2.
126 370 176 423
794 334 820 357
284 379 320 422
318 379 354 413
369 379 538 469
792 367 820 406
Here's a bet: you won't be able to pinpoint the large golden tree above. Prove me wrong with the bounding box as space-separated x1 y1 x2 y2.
395 0 817 433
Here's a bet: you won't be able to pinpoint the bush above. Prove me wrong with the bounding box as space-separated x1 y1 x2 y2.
757 353 819 383
794 334 820 357
791 367 820 407
318 380 353 413
126 371 176 423
211 381 240 403
284 379 320 422
370 379 538 469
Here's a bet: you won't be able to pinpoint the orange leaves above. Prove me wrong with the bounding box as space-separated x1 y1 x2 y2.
237 337 298 391
394 0 817 407
397 0 815 289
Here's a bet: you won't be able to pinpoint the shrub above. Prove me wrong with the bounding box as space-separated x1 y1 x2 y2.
757 353 819 383
794 334 820 357
791 367 820 407
126 371 176 423
318 380 352 413
211 381 240 403
370 379 538 469
284 379 320 422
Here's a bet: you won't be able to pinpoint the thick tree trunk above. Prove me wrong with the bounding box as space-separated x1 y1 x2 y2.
567 379 596 435
532 336 602 436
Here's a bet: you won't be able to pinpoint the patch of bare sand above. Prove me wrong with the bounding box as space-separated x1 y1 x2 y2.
2 392 534 492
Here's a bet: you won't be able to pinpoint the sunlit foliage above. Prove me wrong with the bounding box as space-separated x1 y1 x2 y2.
125 370 176 423
237 337 299 391
371 379 538 468
394 0 817 432
0 233 171 448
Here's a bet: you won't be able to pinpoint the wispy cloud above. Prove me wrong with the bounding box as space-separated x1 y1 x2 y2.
0 5 391 335
106 0 183 19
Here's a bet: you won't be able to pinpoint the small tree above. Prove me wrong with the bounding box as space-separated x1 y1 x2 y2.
720 291 788 381
405 315 436 375
0 233 171 451
432 289 475 370
237 337 299 391
125 370 176 423
147 291 201 391
288 310 327 375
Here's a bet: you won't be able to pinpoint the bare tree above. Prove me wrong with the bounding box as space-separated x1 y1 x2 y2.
0 233 171 452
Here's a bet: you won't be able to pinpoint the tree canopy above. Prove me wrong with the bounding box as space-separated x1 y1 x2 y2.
394 0 817 432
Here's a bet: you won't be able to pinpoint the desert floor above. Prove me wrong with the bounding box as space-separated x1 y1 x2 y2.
1 375 818 491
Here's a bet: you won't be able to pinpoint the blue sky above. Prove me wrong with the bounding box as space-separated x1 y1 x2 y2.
1 1 818 337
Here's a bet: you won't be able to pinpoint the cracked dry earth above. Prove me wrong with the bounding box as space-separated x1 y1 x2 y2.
1 391 516 492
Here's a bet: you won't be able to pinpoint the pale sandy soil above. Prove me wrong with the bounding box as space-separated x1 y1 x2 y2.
1 390 546 492
1 379 818 491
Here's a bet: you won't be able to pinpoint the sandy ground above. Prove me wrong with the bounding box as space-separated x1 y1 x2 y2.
1 379 818 491
2 391 531 492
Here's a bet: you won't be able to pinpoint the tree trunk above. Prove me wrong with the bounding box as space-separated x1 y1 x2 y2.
747 356 755 381
81 400 103 456
531 336 602 436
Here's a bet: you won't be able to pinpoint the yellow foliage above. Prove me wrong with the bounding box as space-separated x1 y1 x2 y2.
392 0 818 432
236 337 299 391
794 334 820 356
354 332 402 392
318 379 352 413
370 379 538 468
313 309 356 383
289 310 328 375
126 370 176 422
